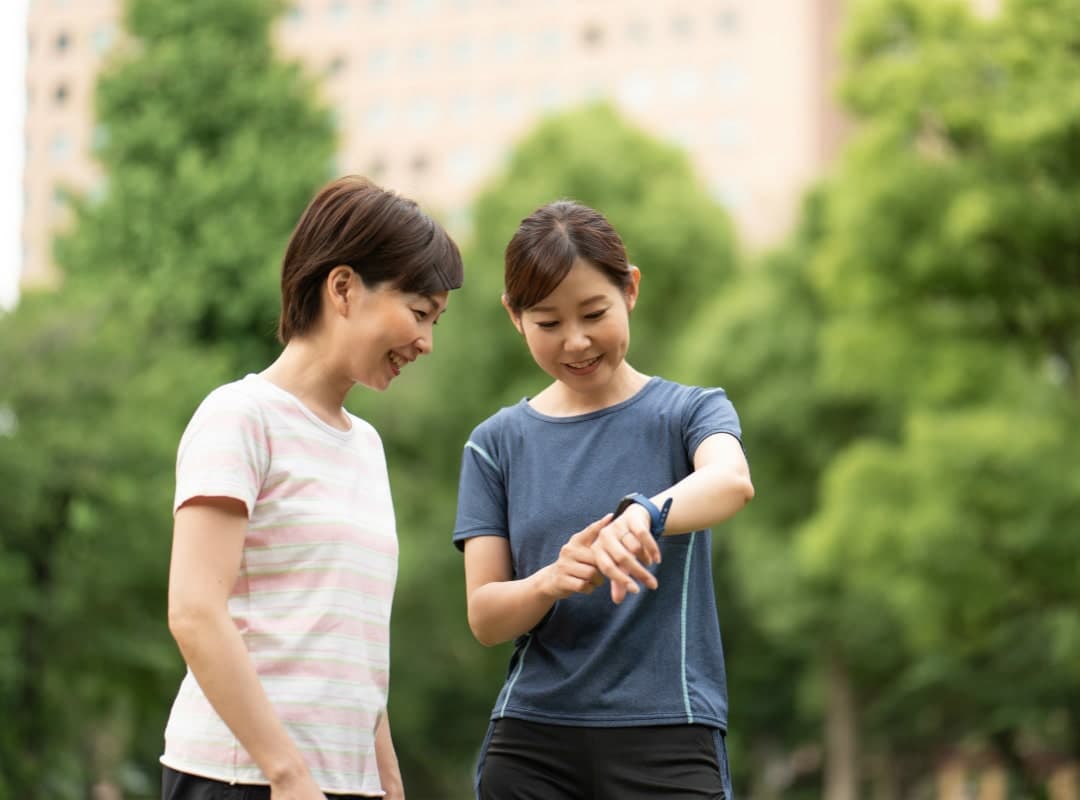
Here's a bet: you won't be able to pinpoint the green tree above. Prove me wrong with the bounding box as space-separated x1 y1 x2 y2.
57 0 335 371
677 0 1080 796
0 0 335 794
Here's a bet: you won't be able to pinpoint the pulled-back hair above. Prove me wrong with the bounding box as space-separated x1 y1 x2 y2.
278 176 464 343
503 200 632 313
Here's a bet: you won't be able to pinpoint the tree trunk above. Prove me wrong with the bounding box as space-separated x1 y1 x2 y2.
824 647 858 800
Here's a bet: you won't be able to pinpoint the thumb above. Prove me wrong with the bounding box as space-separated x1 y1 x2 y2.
576 513 614 546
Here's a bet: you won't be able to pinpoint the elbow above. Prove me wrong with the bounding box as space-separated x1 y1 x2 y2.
467 615 501 648
167 597 218 649
740 476 755 506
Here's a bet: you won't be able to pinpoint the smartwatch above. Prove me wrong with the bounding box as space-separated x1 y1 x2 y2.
613 493 673 537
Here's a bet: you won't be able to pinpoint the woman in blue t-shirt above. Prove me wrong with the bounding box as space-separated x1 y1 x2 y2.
453 200 755 799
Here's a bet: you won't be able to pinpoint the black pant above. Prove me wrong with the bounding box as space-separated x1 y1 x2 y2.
477 718 732 800
162 766 376 800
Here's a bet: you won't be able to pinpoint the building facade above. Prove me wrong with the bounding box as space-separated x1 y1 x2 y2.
22 0 847 289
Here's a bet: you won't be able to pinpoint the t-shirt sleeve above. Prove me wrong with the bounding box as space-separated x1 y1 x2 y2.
682 386 743 461
452 424 508 551
173 386 269 517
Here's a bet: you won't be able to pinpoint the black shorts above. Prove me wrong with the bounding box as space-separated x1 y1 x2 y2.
476 718 733 800
161 766 377 800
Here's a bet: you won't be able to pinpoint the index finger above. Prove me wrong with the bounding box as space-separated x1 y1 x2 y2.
573 513 614 546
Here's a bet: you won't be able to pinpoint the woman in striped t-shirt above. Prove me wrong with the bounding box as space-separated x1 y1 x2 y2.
162 176 463 800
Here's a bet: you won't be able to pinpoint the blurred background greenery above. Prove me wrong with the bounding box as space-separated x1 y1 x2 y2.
1 0 1078 798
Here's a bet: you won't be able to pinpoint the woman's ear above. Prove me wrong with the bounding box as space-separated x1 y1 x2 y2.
501 294 525 336
326 266 355 317
625 265 642 313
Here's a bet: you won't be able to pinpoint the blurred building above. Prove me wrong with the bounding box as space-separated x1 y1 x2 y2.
21 0 848 290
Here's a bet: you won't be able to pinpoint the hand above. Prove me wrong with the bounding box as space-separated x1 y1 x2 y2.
539 514 613 600
591 504 661 604
270 768 326 800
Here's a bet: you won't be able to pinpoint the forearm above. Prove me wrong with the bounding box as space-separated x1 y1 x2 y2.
653 464 754 536
468 568 556 647
170 610 309 784
374 711 404 799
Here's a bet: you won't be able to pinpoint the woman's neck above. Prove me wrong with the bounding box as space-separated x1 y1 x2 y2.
260 338 354 430
530 363 650 417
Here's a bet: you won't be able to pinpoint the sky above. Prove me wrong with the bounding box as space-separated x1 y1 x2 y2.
1 0 28 311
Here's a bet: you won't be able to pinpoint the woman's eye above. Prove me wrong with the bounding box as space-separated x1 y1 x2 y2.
413 309 428 321
585 309 607 320
536 321 559 329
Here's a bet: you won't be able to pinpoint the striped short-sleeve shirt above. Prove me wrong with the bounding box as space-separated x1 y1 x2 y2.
161 374 397 796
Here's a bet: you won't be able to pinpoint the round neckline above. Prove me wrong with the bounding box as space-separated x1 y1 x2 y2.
246 373 356 439
519 376 661 423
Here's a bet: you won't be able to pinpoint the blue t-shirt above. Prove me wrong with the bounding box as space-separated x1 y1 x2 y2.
453 376 742 730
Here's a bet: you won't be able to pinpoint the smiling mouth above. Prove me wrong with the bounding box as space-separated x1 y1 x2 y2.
565 356 602 370
389 352 406 375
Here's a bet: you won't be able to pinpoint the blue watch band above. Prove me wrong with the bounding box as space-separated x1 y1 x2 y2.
614 492 673 536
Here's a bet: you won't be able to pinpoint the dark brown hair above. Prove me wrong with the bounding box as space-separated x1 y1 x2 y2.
503 200 631 313
277 176 464 343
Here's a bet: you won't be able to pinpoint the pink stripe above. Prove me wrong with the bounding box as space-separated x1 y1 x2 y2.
255 657 389 685
278 703 380 729
167 738 377 774
244 615 391 644
246 524 398 556
266 436 379 466
236 568 395 599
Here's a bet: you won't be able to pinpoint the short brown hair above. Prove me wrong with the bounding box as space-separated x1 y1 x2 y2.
503 200 631 313
278 176 464 343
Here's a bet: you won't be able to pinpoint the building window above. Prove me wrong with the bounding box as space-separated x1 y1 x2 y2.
330 0 351 20
618 74 655 110
411 43 433 69
670 69 702 101
494 33 517 61
451 93 475 123
581 23 604 48
716 8 738 33
370 0 391 14
711 181 746 211
715 64 747 96
285 4 303 23
626 20 648 44
365 102 391 131
494 90 520 119
368 156 388 179
54 83 69 105
411 0 435 10
672 15 693 38
367 48 390 74
50 133 71 162
55 31 71 52
92 24 115 54
327 55 347 76
451 37 474 64
409 97 436 129
536 28 562 55
537 84 561 111
448 147 477 181
92 124 110 153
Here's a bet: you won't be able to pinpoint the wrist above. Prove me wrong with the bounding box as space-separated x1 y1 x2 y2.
626 502 652 531
265 752 311 786
533 565 561 603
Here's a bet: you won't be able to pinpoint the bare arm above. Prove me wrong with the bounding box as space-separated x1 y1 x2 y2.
592 432 754 603
463 515 613 647
374 711 404 800
167 497 324 799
